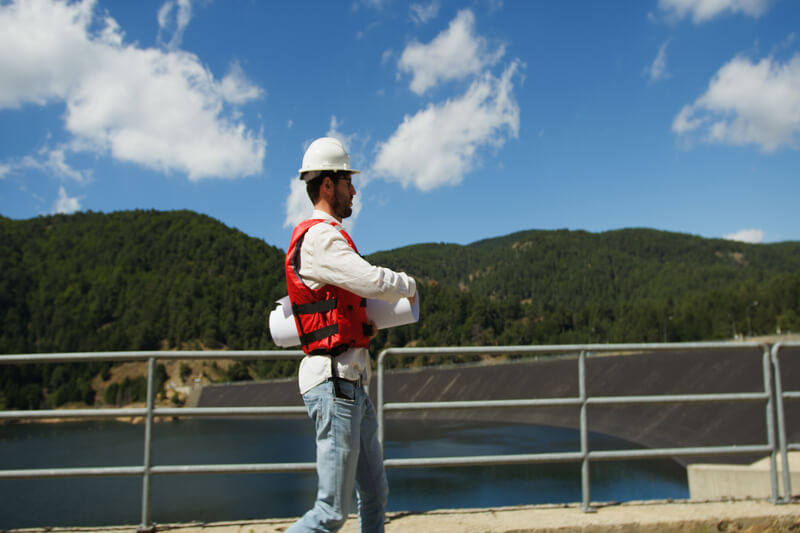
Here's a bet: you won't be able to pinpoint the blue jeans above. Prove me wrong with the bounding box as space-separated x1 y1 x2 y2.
287 380 388 533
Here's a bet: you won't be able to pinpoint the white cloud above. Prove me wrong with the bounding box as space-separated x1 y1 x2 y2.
219 61 264 105
157 0 193 50
724 229 765 243
373 60 521 191
659 0 770 23
0 163 10 179
53 186 81 214
43 147 91 182
672 54 800 151
410 2 439 25
647 41 671 82
284 177 313 230
672 105 705 135
0 0 94 108
398 9 505 95
354 0 388 10
13 144 91 183
0 0 265 180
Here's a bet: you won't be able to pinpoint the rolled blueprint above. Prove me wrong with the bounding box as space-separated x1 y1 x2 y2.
269 294 420 347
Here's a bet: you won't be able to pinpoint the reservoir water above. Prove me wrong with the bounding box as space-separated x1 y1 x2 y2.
0 418 688 529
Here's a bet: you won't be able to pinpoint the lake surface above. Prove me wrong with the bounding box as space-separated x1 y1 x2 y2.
0 418 688 529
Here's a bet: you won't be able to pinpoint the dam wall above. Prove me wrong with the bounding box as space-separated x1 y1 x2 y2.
196 346 800 465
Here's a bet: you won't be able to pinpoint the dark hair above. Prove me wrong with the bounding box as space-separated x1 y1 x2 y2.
306 171 351 203
306 173 324 203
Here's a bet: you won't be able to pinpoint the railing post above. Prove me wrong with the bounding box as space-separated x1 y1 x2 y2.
771 343 792 502
138 356 156 533
579 350 594 513
377 349 387 453
762 346 779 504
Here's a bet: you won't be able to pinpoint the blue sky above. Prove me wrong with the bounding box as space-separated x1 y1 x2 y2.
1 0 798 254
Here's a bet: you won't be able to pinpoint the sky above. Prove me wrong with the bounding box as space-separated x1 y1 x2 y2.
1 0 798 254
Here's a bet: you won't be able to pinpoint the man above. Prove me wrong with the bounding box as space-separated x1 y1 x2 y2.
285 137 417 533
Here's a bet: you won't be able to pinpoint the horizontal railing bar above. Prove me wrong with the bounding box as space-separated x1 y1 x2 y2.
0 408 147 420
384 451 584 469
0 350 305 364
383 398 582 411
0 407 308 420
586 392 769 405
379 341 766 360
382 392 769 413
151 462 317 474
0 462 320 479
782 392 800 399
0 466 145 479
589 444 771 461
382 445 772 469
154 406 307 417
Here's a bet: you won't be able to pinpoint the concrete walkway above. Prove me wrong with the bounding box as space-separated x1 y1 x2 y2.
10 500 800 533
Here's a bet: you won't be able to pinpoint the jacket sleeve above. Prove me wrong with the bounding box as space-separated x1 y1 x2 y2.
303 223 416 302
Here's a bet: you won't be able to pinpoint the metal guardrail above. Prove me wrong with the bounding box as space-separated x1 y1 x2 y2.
377 342 777 513
0 350 305 532
0 342 784 530
771 341 800 503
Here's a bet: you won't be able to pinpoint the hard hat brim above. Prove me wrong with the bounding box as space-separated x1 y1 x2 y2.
298 168 360 181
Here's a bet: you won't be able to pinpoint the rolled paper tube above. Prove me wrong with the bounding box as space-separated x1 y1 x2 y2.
269 294 420 347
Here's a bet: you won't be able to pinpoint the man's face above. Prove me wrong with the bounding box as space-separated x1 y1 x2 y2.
330 174 355 220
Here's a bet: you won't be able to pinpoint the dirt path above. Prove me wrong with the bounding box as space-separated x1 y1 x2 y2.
12 500 800 533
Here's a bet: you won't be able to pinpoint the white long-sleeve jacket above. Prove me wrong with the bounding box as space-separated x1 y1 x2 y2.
294 210 417 394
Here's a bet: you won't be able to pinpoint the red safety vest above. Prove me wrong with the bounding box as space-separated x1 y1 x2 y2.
285 219 371 355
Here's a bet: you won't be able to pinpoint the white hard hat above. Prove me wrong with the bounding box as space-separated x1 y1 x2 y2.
298 137 360 181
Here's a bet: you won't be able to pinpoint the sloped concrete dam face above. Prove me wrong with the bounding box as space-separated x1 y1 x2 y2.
197 347 800 465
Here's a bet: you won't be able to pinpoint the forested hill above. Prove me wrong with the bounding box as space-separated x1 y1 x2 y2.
368 227 800 348
0 210 286 354
2 210 799 355
1 210 799 409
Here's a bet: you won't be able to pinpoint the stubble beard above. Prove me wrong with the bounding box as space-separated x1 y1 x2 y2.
332 188 352 220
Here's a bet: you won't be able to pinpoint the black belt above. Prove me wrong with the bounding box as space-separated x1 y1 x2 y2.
328 376 363 388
